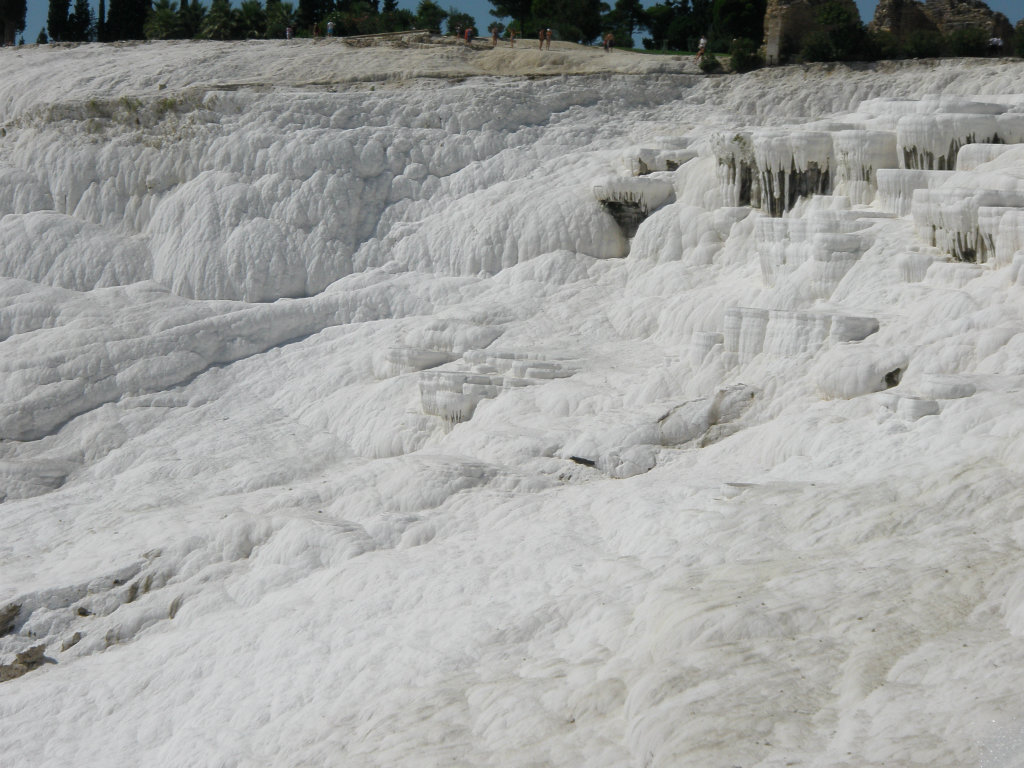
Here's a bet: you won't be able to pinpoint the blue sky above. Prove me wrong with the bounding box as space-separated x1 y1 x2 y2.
19 0 1024 48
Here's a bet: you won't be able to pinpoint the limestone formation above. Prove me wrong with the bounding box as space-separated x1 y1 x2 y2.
870 0 1013 44
869 0 939 39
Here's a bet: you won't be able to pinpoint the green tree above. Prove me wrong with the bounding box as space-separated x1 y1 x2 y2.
947 26 987 57
200 0 236 37
446 6 475 34
48 0 69 41
97 0 108 40
728 35 760 70
381 0 413 31
66 0 95 39
1015 21 1024 58
531 0 599 42
298 0 332 29
235 0 267 37
144 0 180 37
1 0 27 37
603 0 646 47
662 0 705 51
800 0 868 61
266 0 296 36
178 0 206 36
331 0 381 34
415 0 446 32
904 29 943 58
489 0 531 33
36 26 49 42
107 0 152 39
711 0 763 43
642 0 676 49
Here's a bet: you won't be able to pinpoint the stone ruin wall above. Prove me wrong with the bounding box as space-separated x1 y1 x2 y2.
764 0 861 65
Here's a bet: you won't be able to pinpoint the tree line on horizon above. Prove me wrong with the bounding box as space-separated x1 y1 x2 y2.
28 0 1024 62
34 0 767 50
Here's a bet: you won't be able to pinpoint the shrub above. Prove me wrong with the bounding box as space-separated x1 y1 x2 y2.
948 26 988 57
728 36 761 72
868 29 903 60
800 30 834 61
904 29 944 58
699 49 723 72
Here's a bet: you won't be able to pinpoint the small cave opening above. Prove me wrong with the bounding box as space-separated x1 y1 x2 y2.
884 367 903 389
600 199 647 239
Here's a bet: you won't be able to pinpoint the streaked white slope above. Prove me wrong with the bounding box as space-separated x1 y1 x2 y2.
3 41 1024 767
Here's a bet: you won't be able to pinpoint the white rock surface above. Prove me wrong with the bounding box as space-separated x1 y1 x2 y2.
5 41 1024 768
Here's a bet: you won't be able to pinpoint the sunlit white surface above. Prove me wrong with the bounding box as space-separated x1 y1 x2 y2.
4 40 1024 767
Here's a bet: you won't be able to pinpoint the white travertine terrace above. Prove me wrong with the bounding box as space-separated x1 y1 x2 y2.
897 113 1024 170
754 131 834 216
876 168 955 215
832 129 899 205
7 43 1024 768
911 186 1024 262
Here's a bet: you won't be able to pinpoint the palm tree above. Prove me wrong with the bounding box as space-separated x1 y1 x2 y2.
177 0 206 37
266 0 296 37
235 0 266 38
145 0 182 38
200 0 237 38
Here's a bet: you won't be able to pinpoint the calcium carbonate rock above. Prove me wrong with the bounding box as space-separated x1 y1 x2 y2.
754 131 834 216
691 331 724 367
978 207 1024 267
956 143 1019 171
916 374 977 399
814 345 909 399
723 307 770 366
756 210 876 298
912 186 1024 262
876 169 954 216
897 114 1024 171
418 350 575 425
593 174 676 238
832 130 899 205
623 141 698 176
712 131 760 208
895 395 940 420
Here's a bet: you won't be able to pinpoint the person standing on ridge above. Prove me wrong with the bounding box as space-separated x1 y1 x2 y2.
491 27 499 47
545 28 552 49
327 20 334 37
696 35 707 63
509 28 515 47
539 28 544 49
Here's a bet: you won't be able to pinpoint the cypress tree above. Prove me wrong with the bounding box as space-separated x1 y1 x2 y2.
97 0 108 41
1 0 27 40
47 0 70 41
66 0 95 40
107 0 150 40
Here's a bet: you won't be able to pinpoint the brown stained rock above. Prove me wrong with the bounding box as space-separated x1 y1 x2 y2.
0 644 46 683
0 603 19 636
